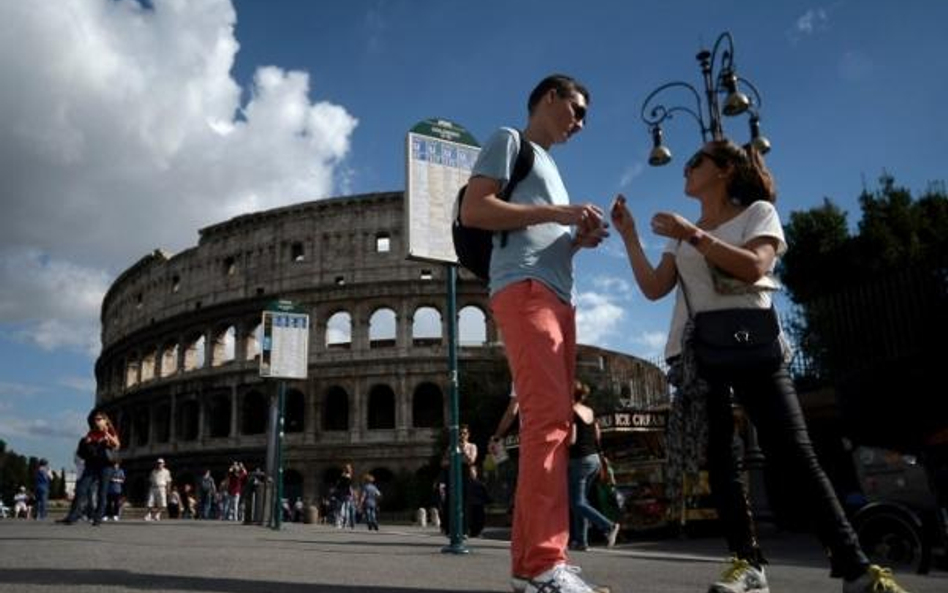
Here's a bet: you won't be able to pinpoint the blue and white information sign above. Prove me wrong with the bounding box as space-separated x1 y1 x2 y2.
260 301 309 379
405 118 480 264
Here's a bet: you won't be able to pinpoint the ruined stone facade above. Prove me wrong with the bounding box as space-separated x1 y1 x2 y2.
95 191 666 504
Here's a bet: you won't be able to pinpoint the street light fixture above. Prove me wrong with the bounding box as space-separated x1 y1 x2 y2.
641 32 771 166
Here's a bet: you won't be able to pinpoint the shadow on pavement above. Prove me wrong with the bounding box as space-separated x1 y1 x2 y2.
0 568 495 593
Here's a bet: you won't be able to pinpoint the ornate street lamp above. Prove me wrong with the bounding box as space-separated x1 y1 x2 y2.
641 32 771 166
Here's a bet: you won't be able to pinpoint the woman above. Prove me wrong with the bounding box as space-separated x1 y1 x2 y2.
568 381 620 551
610 139 908 593
60 409 120 526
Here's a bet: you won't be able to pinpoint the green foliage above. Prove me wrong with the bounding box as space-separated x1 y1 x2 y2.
0 440 33 504
781 174 948 383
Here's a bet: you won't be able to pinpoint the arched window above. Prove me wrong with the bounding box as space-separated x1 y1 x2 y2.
211 326 236 367
183 334 205 371
459 305 488 346
246 322 262 361
367 384 396 429
369 308 396 348
285 389 305 433
206 391 232 438
412 382 444 428
133 407 150 446
176 399 199 441
160 342 179 377
284 468 304 503
154 403 171 443
125 357 140 388
326 311 352 349
141 350 157 382
241 390 268 435
323 386 349 431
412 306 442 346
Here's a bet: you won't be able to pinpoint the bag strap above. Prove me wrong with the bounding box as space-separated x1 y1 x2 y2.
497 129 534 248
675 241 695 319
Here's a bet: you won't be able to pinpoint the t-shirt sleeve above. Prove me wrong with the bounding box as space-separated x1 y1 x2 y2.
471 128 518 184
743 201 787 256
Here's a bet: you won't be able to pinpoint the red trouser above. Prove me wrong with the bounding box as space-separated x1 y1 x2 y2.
492 280 576 578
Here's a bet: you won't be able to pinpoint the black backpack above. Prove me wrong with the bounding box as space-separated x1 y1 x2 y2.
452 130 534 282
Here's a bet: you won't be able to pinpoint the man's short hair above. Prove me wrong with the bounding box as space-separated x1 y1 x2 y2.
527 74 590 114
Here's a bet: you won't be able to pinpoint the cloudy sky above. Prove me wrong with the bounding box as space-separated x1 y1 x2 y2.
1 0 946 470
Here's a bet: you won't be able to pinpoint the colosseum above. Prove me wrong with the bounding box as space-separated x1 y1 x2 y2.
95 191 667 510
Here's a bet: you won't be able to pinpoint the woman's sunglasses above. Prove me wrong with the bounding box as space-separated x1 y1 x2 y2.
685 150 722 170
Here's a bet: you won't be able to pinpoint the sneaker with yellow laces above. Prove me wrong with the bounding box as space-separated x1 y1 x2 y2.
842 565 911 593
708 557 769 593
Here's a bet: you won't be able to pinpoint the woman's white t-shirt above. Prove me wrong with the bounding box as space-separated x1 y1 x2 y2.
663 201 787 360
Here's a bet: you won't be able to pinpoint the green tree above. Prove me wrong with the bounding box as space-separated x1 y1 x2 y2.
780 175 948 447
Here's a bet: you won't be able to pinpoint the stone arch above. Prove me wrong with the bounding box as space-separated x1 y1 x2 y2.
160 341 179 377
369 307 396 348
125 355 140 388
367 384 396 430
141 348 157 382
154 402 171 443
241 390 268 435
326 311 352 349
323 386 349 431
183 333 206 371
205 390 232 438
412 306 442 346
285 388 305 433
133 406 150 446
211 325 236 367
459 305 488 346
284 468 304 503
245 321 262 361
412 382 443 428
176 399 199 441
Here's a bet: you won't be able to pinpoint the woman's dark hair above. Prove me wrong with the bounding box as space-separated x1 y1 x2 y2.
527 74 590 115
706 139 776 205
573 380 591 402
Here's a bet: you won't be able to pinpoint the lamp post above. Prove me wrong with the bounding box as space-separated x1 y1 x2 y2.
640 31 770 165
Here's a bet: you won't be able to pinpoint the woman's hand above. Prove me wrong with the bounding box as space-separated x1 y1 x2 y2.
609 194 636 239
651 211 698 241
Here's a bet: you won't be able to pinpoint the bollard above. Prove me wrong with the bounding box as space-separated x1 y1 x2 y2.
415 507 427 527
428 506 440 528
304 505 319 524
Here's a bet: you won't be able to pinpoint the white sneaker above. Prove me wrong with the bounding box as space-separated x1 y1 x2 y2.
709 557 769 593
524 564 609 593
606 522 620 548
112 516 119 522
144 514 152 522
842 565 910 593
513 567 611 593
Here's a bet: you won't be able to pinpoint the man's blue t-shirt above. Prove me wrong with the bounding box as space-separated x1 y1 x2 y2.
471 127 574 304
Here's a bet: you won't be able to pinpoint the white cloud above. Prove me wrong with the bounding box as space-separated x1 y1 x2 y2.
795 8 829 35
58 375 97 393
592 276 635 301
633 330 667 360
0 0 358 354
0 410 86 441
619 162 644 188
0 381 44 398
576 291 626 346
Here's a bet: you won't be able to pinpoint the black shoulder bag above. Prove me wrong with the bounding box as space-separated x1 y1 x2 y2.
678 265 783 378
452 129 535 282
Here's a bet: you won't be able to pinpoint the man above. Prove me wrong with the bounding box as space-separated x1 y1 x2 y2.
461 74 609 593
34 459 53 520
146 458 172 521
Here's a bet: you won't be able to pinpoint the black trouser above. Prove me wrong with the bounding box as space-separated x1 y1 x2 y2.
705 363 869 578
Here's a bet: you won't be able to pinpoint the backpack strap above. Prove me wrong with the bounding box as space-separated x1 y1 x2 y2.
497 129 535 248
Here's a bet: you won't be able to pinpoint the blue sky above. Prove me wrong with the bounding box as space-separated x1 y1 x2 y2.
1 0 945 472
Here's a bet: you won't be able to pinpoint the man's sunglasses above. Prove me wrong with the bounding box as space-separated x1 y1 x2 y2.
569 101 586 123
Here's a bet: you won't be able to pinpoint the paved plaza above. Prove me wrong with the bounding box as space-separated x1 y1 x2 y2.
1 519 945 592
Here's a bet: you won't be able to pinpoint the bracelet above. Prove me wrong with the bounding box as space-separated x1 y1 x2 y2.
686 230 703 247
